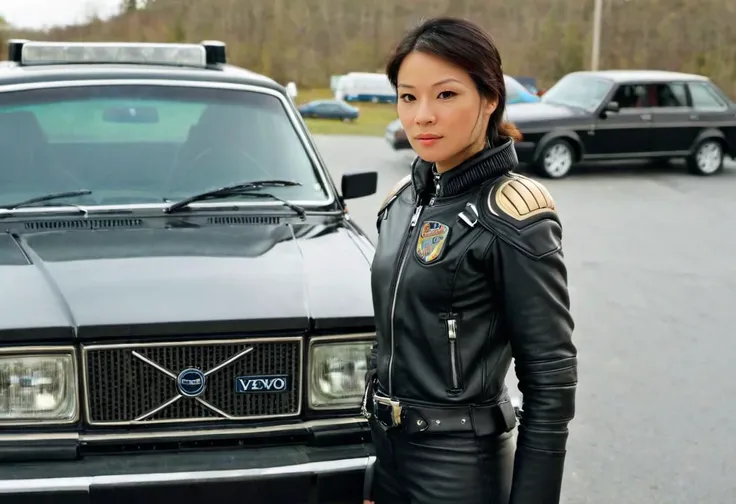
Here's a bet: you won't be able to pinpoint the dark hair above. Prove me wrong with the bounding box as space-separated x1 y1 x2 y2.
385 17 522 145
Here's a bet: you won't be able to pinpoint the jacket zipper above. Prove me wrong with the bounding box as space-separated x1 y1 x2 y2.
446 318 460 389
387 203 423 395
428 168 440 206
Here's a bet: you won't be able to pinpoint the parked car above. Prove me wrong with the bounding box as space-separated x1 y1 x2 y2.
298 99 359 121
510 75 539 96
508 70 736 178
386 75 540 150
334 72 396 104
504 74 541 103
0 39 380 503
385 118 410 150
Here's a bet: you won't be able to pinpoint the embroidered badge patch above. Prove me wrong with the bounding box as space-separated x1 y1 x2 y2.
416 221 450 264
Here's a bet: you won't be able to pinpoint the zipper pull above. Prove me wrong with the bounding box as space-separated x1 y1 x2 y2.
447 319 457 341
410 205 423 227
430 171 440 207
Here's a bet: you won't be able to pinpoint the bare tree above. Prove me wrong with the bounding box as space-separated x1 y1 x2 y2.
2 0 734 96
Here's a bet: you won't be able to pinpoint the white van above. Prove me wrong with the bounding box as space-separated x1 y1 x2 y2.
334 72 396 104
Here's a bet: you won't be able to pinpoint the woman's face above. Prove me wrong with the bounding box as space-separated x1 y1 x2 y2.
396 51 498 172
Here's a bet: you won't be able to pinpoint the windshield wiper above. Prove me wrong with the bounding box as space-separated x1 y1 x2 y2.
0 190 93 210
164 180 306 218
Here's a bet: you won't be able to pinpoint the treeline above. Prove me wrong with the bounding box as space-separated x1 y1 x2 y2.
3 0 736 96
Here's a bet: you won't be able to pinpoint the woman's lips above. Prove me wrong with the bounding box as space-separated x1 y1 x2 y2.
416 134 442 146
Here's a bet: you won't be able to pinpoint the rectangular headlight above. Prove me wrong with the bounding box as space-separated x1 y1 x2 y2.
0 349 78 423
308 336 372 409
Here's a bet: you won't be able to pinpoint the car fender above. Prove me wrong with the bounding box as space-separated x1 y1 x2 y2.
533 130 585 162
689 128 729 156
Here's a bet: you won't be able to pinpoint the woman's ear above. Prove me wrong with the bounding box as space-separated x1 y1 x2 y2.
483 96 498 117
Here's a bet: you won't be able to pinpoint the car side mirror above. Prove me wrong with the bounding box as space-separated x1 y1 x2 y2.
341 171 377 200
604 101 620 114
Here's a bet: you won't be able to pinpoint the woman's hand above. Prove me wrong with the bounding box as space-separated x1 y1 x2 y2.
363 500 374 504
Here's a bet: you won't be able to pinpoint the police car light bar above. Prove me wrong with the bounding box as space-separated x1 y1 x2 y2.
7 40 227 67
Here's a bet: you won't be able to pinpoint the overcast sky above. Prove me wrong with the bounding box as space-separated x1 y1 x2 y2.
0 0 121 29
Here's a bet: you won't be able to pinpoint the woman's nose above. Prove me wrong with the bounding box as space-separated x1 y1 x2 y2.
414 100 436 125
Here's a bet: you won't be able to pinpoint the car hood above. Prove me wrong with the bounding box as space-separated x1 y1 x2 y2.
0 218 375 341
505 101 587 126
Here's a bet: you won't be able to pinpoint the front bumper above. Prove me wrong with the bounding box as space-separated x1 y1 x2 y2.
0 439 374 504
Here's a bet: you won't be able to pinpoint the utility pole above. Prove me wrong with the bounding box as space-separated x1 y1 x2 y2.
591 0 603 70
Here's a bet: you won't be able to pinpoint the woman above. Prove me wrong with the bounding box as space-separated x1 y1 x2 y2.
363 17 578 504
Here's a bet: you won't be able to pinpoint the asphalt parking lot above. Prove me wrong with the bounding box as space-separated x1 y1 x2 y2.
314 134 736 504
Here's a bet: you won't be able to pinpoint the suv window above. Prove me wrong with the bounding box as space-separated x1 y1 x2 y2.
688 82 728 111
0 84 329 207
652 83 688 107
611 84 648 108
611 82 691 109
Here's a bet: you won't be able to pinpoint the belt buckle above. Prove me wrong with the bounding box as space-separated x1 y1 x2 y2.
374 394 403 427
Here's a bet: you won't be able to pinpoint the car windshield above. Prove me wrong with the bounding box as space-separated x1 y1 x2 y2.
0 84 330 209
540 74 614 111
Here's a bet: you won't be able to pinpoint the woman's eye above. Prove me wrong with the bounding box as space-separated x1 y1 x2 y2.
399 94 415 102
438 91 456 99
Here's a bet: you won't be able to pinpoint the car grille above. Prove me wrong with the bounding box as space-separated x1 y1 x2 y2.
82 337 303 426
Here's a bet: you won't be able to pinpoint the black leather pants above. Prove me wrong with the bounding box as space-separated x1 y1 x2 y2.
367 416 516 504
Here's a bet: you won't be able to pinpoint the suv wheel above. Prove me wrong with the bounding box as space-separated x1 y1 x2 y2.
688 139 724 175
537 139 575 179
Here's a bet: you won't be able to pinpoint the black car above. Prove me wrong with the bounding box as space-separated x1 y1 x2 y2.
0 39 379 504
507 70 736 178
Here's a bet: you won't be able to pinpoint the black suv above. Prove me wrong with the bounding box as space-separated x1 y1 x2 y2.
507 70 736 178
0 39 379 504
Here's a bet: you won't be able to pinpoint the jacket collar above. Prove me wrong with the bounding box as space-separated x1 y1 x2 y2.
411 137 518 199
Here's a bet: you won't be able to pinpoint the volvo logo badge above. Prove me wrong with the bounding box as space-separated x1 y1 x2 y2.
176 368 206 397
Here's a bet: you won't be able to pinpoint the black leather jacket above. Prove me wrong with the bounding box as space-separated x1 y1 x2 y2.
368 139 578 504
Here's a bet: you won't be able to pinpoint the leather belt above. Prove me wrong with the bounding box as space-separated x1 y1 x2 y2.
370 390 517 436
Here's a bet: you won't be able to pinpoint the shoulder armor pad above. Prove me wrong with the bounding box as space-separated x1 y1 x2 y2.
474 174 562 259
377 174 412 217
493 174 557 222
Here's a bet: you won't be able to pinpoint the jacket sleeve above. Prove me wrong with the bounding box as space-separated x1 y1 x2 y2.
489 216 577 504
